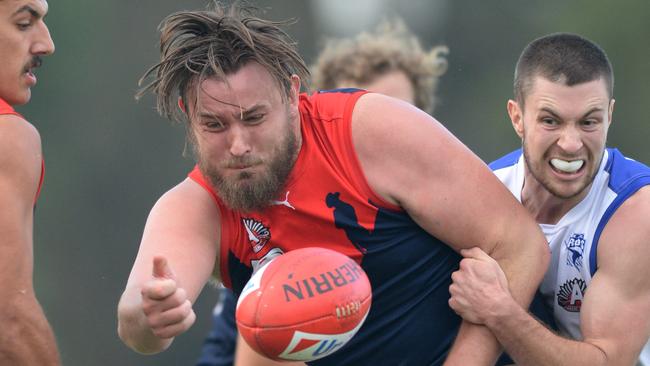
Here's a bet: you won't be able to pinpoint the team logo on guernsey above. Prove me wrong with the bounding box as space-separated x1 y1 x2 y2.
564 233 586 271
557 278 586 312
242 218 271 253
271 191 295 210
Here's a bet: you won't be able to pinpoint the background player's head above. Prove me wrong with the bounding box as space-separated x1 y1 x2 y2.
138 2 310 212
311 19 448 115
508 33 615 200
0 0 54 105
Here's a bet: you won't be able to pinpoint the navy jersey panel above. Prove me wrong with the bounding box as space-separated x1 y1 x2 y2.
309 200 462 366
196 288 237 366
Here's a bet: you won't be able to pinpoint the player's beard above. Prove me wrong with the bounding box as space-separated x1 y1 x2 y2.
197 119 299 213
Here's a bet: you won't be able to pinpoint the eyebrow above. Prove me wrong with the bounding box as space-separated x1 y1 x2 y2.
539 107 561 120
13 5 43 19
540 106 604 120
579 107 604 120
239 105 266 119
197 103 268 122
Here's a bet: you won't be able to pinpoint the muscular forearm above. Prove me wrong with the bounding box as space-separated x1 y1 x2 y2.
117 290 173 354
444 322 501 365
488 299 607 366
0 302 60 366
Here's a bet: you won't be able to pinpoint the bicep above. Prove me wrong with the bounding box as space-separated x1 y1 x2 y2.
0 119 42 294
125 179 220 303
580 271 650 364
581 188 650 362
352 93 539 255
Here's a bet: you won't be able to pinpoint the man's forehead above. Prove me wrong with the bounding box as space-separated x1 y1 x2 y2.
195 76 280 113
528 76 608 102
4 0 49 16
526 86 609 120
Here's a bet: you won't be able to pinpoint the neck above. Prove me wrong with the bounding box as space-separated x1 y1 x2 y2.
520 175 590 225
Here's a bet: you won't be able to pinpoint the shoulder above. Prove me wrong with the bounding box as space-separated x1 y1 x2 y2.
0 114 41 156
605 148 650 192
0 115 42 192
300 89 366 120
145 177 223 249
597 185 650 283
351 92 456 149
152 178 220 221
351 93 466 204
352 93 503 211
601 185 650 248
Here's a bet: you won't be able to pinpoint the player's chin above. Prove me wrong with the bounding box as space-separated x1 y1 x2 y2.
11 89 32 106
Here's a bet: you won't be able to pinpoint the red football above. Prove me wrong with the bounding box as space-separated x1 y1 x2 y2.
235 247 372 362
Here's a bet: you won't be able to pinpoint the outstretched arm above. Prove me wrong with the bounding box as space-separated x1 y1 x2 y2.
118 178 219 354
0 117 60 365
351 94 549 365
450 186 650 366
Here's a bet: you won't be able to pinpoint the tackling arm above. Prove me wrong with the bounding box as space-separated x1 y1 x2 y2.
488 186 650 366
351 94 550 365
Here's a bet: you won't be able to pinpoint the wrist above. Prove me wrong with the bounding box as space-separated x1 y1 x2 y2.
483 292 520 330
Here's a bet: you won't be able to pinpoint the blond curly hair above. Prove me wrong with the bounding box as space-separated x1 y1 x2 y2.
311 19 448 115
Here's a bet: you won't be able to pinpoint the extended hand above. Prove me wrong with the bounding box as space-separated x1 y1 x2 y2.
140 256 196 339
448 247 512 325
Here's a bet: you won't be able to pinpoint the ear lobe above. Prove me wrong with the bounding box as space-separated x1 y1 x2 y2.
507 99 525 139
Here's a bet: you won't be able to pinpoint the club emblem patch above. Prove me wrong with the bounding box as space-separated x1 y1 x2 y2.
557 278 586 312
243 218 271 253
565 233 586 271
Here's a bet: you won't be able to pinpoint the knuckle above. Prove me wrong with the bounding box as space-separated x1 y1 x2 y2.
459 259 469 270
145 313 160 329
141 301 155 315
451 271 459 282
185 309 196 328
180 300 192 317
151 326 168 339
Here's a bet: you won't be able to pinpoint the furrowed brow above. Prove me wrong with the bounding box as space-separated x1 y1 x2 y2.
239 105 266 119
539 107 561 119
579 107 604 120
13 5 42 19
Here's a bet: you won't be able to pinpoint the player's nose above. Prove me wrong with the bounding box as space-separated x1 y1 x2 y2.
33 22 55 56
556 126 583 154
227 125 252 157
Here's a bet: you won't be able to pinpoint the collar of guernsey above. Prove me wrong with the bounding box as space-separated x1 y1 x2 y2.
0 98 45 204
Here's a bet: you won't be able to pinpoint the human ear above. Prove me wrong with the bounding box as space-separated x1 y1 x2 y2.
507 99 524 139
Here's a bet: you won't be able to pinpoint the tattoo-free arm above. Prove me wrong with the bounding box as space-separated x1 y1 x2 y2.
351 94 549 365
0 116 60 365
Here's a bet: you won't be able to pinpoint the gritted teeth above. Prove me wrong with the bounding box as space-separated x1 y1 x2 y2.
550 158 584 173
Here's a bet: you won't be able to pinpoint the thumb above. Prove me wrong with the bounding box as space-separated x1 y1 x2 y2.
152 256 175 279
460 247 491 261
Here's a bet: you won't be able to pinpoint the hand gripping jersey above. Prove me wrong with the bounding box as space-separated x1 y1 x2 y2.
189 89 462 366
0 98 44 203
491 148 650 363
